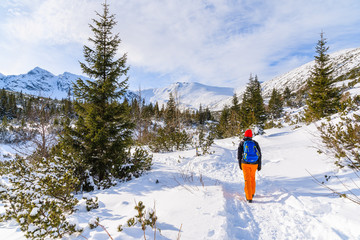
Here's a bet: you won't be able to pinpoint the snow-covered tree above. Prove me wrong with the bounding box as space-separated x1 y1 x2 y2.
0 156 81 239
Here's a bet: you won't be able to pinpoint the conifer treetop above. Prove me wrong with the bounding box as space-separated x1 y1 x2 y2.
305 31 341 121
311 31 334 79
77 2 129 101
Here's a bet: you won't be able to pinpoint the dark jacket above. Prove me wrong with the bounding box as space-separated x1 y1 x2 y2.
237 137 262 171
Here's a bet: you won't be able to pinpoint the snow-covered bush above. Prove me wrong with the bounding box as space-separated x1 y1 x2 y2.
195 126 215 156
119 147 153 181
56 144 153 191
0 155 81 239
82 195 99 212
313 113 360 205
317 113 360 169
339 94 360 113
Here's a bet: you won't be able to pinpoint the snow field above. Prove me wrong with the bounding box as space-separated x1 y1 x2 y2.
1 123 360 239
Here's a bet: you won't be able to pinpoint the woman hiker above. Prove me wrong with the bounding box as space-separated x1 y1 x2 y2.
237 129 262 203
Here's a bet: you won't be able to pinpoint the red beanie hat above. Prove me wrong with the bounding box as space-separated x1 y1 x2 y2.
244 129 253 138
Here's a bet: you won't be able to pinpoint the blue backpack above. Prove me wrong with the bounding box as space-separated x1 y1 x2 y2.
243 140 259 163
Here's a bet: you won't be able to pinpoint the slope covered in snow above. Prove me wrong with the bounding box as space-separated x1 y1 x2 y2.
261 47 360 97
0 67 89 99
1 119 359 239
137 47 360 111
0 67 138 101
140 82 234 110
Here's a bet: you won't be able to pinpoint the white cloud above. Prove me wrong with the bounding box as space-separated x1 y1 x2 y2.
1 0 99 45
0 0 360 88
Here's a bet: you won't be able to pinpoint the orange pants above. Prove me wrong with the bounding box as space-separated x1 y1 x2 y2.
242 163 258 200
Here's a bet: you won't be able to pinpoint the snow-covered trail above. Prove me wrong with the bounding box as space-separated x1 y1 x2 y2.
175 125 360 240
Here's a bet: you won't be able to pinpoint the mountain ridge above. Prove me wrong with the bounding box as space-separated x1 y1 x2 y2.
139 47 360 110
0 67 88 99
1 46 359 109
260 47 360 97
139 82 235 110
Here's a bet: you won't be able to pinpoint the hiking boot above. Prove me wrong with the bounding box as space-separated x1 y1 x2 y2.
247 199 253 203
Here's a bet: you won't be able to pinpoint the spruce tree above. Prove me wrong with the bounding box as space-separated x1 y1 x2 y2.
305 32 341 121
204 107 212 122
0 89 7 118
268 88 283 119
283 86 293 107
231 93 241 113
154 102 160 119
58 2 134 190
216 106 231 138
240 75 267 132
229 93 241 135
197 104 203 124
165 93 177 130
196 105 212 125
149 93 190 152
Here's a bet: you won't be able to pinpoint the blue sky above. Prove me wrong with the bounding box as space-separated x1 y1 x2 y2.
1 0 360 91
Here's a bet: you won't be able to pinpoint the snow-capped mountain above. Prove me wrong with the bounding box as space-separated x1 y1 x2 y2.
260 47 360 97
140 82 234 111
142 47 360 111
2 47 359 109
0 67 235 110
0 67 88 99
0 67 137 100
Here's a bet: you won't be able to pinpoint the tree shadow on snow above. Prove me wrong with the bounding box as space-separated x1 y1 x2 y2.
254 171 360 205
264 131 292 138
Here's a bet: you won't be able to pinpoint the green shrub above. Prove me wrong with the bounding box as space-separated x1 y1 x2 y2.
149 127 191 153
120 147 153 181
196 127 215 156
0 156 81 239
317 114 360 169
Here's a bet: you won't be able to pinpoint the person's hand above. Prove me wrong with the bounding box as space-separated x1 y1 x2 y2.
257 166 261 171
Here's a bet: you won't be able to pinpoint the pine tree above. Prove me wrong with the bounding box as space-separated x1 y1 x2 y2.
268 88 283 119
229 93 242 135
283 86 293 107
216 106 231 138
154 102 160 119
305 32 341 121
0 89 7 119
216 95 242 138
231 93 241 113
197 105 212 125
165 93 177 130
240 75 267 132
149 93 190 152
58 2 134 190
195 104 204 125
